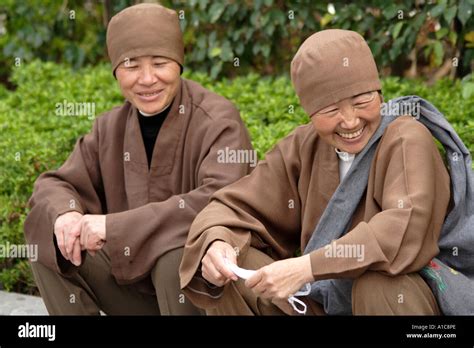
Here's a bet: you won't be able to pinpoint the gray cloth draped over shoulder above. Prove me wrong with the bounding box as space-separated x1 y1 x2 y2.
303 96 474 315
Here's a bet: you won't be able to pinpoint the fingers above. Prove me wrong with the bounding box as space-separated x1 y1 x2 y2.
79 215 107 251
66 220 82 260
245 264 295 300
80 221 87 249
253 280 271 299
54 227 68 260
246 268 274 299
209 250 238 281
201 241 241 286
89 239 105 251
246 269 263 289
54 212 83 264
71 239 82 266
201 254 228 286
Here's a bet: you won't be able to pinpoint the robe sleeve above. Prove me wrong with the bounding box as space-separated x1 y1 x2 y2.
106 119 253 283
309 118 451 280
179 130 303 307
24 119 104 274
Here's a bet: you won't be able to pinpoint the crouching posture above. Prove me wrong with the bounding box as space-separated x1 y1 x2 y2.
179 30 460 315
24 4 253 315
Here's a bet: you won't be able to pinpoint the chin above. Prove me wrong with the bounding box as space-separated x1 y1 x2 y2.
342 142 365 154
138 104 163 114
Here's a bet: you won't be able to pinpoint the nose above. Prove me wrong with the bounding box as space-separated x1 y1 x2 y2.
339 104 360 129
137 64 158 86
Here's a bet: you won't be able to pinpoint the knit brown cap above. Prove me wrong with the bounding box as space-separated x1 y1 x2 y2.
291 29 381 117
106 3 184 74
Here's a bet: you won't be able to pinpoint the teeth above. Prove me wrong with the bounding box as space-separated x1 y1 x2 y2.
140 91 160 97
337 127 364 139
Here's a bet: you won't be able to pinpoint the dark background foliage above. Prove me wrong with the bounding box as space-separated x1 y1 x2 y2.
1 0 473 83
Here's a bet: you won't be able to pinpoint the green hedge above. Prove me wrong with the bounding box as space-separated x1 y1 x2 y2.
0 61 473 293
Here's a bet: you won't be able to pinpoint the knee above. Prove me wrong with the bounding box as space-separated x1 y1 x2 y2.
352 271 397 315
352 271 390 296
152 248 184 284
352 271 439 315
353 270 391 291
240 247 275 270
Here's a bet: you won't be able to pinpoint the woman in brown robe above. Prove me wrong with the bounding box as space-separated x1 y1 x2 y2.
24 3 253 315
179 29 451 315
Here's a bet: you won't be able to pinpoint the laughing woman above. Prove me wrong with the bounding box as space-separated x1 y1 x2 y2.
179 29 474 315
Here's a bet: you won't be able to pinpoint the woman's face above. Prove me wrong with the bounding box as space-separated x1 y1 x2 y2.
310 91 382 154
115 55 181 114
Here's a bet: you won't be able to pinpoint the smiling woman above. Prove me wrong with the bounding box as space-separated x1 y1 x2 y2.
115 56 181 115
179 29 465 316
310 90 382 154
24 3 254 316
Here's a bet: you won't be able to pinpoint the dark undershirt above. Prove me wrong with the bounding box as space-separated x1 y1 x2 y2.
138 105 171 168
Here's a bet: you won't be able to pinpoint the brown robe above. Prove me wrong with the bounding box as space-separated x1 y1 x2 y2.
24 78 253 288
180 115 451 309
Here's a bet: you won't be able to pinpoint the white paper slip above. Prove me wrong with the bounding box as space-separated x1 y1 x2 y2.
225 260 256 280
225 257 310 315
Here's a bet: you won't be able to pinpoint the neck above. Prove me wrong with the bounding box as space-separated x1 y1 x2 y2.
139 103 171 117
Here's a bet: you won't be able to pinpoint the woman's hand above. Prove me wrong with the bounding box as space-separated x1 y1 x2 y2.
79 214 106 255
54 211 83 266
245 254 313 300
201 240 239 287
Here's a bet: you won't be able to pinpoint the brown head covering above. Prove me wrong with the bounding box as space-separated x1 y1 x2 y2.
291 29 381 116
106 3 184 75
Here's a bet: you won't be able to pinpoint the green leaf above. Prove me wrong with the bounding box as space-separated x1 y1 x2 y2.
235 41 244 55
389 39 403 60
383 4 399 19
209 2 226 23
443 5 457 24
252 43 260 55
197 35 207 49
208 31 217 46
449 31 458 45
413 12 427 30
435 28 449 40
220 40 233 61
462 82 474 99
209 60 222 79
430 4 446 18
209 46 221 58
264 23 275 36
457 0 473 26
250 11 259 26
392 21 404 39
432 41 444 66
261 44 270 58
423 45 433 60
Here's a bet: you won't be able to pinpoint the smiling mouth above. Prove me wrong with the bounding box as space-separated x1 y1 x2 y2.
137 90 162 97
336 126 365 140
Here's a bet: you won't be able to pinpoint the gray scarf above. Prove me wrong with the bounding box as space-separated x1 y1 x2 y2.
304 96 474 315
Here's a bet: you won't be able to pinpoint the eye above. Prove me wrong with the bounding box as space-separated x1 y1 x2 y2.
153 61 167 67
123 62 138 69
354 100 370 107
320 107 338 114
353 92 375 106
